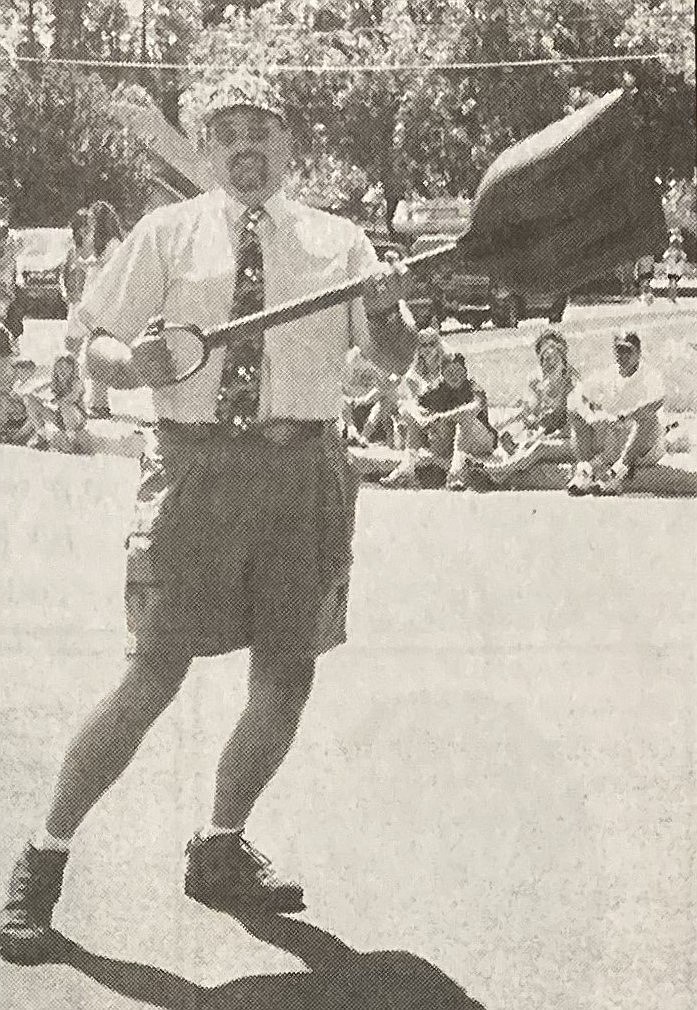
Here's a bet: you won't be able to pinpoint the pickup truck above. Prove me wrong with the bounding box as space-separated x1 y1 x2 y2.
407 233 568 329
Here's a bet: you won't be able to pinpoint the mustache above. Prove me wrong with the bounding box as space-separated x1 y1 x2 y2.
228 151 268 168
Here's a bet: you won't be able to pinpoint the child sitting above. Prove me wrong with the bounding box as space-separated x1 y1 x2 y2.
25 354 90 452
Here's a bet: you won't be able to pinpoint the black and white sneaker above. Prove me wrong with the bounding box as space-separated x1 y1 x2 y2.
0 843 68 965
184 833 305 916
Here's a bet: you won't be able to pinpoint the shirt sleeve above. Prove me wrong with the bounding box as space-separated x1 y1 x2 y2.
347 226 379 353
77 217 167 346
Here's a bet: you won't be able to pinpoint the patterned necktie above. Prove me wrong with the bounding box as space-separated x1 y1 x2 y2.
216 207 265 430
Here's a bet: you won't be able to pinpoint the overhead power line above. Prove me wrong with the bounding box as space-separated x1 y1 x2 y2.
1 51 677 73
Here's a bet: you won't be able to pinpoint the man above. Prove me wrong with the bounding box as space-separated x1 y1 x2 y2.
0 215 22 349
0 87 412 965
567 330 665 496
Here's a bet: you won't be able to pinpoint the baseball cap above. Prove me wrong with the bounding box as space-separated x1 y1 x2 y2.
614 330 641 351
202 73 287 128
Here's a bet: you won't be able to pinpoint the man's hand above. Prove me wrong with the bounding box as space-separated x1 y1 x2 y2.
86 317 177 389
362 259 411 316
130 316 178 387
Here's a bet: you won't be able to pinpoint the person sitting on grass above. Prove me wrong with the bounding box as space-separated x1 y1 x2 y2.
473 329 579 489
341 346 399 448
566 330 665 497
24 353 90 453
0 324 38 446
382 330 497 489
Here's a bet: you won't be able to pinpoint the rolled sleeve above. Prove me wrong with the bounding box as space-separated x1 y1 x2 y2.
347 227 379 353
77 218 166 346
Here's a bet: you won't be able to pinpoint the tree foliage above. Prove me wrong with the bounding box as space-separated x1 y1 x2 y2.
1 0 694 229
0 66 151 226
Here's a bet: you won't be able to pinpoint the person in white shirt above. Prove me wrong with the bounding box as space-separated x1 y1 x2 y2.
662 231 687 303
80 201 124 417
567 330 665 496
633 253 655 305
0 87 414 963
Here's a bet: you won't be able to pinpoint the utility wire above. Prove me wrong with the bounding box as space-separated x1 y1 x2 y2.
1 50 676 73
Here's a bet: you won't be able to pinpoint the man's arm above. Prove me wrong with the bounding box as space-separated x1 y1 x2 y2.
78 216 172 389
346 229 418 375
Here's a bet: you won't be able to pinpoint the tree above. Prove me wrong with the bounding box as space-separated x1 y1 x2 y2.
0 65 151 226
617 0 696 180
182 0 580 228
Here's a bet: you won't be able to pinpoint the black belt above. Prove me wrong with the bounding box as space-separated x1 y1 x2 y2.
157 418 328 445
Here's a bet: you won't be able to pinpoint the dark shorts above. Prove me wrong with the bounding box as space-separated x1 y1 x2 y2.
125 421 359 660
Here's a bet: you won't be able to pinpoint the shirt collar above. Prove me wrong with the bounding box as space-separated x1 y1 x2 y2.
211 187 288 227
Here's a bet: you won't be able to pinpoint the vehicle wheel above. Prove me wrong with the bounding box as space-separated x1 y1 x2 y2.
493 296 521 329
548 295 568 323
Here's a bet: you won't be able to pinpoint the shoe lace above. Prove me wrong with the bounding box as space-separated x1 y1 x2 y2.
236 837 277 883
6 850 63 921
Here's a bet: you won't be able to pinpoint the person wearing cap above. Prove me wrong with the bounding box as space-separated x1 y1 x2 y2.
0 85 416 963
566 330 665 496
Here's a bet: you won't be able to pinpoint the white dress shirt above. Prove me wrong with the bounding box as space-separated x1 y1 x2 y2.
77 188 378 422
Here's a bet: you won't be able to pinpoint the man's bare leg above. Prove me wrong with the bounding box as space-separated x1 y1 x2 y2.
0 651 191 963
212 651 315 830
183 651 315 916
46 651 191 839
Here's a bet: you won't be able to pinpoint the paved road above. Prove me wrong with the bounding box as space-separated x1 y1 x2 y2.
0 446 694 1010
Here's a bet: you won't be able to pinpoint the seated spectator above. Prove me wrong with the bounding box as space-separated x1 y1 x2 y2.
382 328 497 489
24 353 90 452
341 346 399 447
474 329 579 488
567 330 664 496
0 324 37 446
662 230 687 303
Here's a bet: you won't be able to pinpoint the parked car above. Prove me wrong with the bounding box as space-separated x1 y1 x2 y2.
14 227 72 318
407 233 568 329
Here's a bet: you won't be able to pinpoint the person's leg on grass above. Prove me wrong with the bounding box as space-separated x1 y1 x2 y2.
88 378 111 418
381 414 424 486
568 412 598 494
447 414 495 488
595 413 663 495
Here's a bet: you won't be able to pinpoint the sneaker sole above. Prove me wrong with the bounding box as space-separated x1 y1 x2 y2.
0 928 57 966
184 882 305 917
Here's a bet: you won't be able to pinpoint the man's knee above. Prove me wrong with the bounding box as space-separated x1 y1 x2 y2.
118 650 191 716
249 650 316 698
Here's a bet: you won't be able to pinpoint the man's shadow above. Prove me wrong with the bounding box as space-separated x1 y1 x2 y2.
52 912 486 1010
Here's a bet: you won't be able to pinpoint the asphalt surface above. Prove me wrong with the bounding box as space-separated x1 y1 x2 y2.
0 305 695 1010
